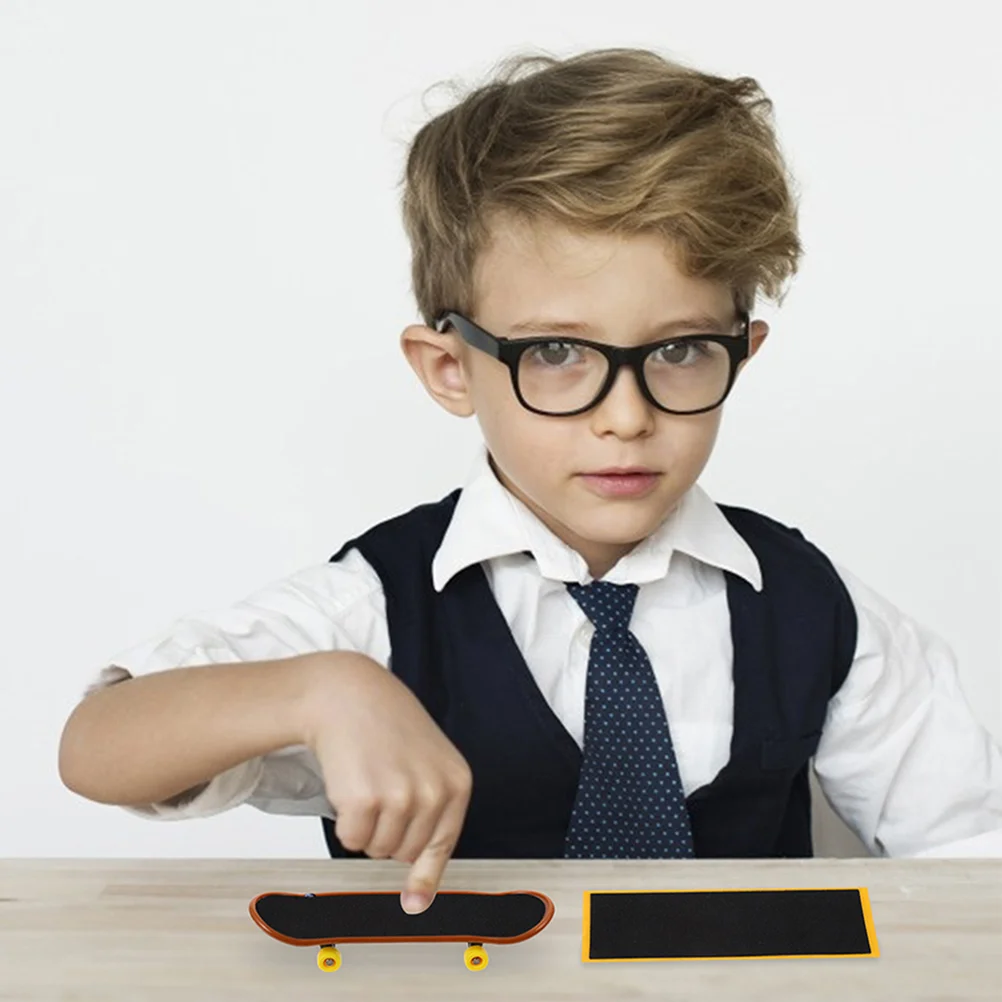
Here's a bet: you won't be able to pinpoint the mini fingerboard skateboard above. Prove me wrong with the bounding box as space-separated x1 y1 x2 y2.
249 889 555 972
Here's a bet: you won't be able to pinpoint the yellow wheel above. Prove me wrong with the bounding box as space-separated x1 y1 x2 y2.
317 946 342 972
464 944 489 971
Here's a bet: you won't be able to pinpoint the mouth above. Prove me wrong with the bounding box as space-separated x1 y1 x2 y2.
577 468 662 499
585 467 659 476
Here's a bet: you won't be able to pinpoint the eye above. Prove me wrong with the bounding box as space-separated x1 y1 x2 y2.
525 341 582 366
651 339 713 365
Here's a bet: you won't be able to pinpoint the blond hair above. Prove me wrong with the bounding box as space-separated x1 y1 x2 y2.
400 47 802 324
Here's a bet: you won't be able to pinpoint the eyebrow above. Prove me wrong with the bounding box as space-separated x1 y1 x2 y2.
507 313 733 337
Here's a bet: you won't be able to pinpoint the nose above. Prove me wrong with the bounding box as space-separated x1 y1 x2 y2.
588 362 656 437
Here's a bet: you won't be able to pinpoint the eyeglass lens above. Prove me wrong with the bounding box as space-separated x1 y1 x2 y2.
516 339 732 414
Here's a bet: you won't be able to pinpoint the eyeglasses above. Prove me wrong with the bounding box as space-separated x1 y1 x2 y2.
433 310 751 417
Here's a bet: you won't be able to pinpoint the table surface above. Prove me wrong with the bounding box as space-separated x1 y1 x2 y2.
1 858 1000 1001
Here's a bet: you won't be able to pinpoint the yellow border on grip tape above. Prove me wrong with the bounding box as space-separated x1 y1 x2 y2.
581 887 880 963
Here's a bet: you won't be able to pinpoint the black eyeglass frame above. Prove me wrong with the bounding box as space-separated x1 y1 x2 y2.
433 309 752 417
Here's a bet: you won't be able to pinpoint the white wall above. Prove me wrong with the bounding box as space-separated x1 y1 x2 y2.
1 1 998 858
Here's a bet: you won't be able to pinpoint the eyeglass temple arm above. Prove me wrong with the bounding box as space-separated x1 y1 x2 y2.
435 312 501 359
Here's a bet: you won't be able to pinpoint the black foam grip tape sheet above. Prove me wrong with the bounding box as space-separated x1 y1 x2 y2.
585 888 877 961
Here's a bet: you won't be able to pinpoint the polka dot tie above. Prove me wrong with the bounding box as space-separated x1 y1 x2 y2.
563 580 695 859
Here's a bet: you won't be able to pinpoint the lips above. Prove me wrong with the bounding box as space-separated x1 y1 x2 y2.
585 467 658 476
578 469 661 499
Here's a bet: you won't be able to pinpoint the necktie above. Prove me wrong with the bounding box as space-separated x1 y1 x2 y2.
563 579 695 858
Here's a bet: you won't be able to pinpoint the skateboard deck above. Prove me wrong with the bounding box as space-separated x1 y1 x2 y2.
249 889 555 972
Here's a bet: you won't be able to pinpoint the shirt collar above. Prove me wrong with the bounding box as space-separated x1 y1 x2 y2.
431 444 763 592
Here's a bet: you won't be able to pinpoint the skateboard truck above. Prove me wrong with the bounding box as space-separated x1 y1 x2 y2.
315 938 487 971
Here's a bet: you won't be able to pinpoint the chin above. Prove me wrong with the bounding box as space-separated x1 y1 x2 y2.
569 508 663 546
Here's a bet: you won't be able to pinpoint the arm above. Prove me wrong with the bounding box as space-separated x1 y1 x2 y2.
60 647 472 912
58 652 331 807
813 563 1002 857
62 554 471 910
67 553 392 817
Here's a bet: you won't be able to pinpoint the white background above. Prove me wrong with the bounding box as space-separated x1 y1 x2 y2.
1 1 999 858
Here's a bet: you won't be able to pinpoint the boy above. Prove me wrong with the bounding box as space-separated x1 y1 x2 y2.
59 47 1002 916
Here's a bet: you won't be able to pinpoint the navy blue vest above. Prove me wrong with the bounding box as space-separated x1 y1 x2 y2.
321 489 857 859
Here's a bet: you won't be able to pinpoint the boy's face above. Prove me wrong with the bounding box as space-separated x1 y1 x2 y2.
400 215 768 579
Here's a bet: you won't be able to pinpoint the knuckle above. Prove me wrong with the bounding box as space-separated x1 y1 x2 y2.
448 764 473 797
425 832 458 859
416 780 446 808
334 818 365 850
338 790 379 815
365 833 395 858
338 832 365 852
384 785 414 814
430 820 461 853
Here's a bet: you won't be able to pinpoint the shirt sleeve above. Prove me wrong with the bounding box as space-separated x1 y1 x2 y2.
813 562 1002 857
85 547 390 821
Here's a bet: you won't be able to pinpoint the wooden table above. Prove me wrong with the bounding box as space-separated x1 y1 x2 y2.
1 858 999 1000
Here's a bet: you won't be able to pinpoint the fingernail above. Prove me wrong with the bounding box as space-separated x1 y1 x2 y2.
401 891 428 914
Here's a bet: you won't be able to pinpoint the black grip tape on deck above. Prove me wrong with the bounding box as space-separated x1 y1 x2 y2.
256 892 546 941
586 889 875 960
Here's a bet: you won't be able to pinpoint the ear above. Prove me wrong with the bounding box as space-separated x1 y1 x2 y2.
736 319 769 374
399 324 476 417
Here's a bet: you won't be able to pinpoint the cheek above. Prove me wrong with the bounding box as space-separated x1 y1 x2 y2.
470 377 530 456
486 414 568 470
477 405 575 485
689 409 722 441
669 413 722 467
466 356 513 413
701 410 724 446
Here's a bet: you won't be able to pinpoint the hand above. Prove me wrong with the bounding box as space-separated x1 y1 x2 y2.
299 652 473 914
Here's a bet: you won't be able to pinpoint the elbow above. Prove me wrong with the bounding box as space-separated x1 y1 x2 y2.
58 668 134 802
57 707 88 798
58 700 108 802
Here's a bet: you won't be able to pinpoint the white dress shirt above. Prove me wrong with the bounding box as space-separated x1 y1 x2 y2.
89 446 1002 857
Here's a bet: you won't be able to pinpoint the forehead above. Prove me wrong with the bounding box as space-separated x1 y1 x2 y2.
472 214 733 330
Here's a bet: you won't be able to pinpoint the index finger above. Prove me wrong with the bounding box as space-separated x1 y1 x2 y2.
399 794 466 914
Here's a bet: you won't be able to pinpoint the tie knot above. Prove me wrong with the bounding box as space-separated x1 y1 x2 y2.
566 579 639 632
